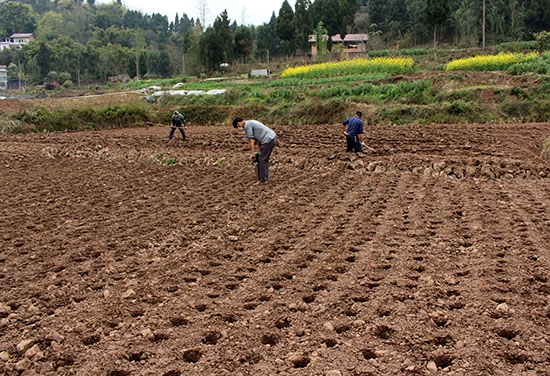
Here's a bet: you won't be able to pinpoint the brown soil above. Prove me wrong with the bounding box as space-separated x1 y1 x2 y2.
0 122 549 376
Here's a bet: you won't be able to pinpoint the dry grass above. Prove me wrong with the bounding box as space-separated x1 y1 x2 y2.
1 91 145 115
27 91 144 110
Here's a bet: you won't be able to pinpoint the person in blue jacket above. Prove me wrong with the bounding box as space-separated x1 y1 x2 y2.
342 111 364 153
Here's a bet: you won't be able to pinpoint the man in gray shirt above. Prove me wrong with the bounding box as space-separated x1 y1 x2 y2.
232 117 277 184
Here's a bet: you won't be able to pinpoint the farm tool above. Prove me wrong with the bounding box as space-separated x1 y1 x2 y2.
252 152 260 180
361 142 376 153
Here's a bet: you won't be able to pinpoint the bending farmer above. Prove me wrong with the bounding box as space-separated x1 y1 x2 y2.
232 117 277 184
168 110 187 141
342 111 364 153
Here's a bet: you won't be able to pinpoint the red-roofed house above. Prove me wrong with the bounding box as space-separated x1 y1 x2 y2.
309 33 369 57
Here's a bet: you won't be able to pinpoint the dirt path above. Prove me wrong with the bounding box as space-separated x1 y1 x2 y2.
1 123 549 375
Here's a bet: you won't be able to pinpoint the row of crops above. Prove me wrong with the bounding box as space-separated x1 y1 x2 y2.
279 52 550 78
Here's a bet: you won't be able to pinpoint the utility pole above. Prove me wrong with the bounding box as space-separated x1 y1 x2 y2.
482 0 486 50
182 53 185 75
18 60 21 91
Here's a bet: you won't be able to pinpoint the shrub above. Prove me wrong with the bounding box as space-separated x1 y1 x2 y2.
497 41 538 52
448 100 472 115
534 31 550 53
533 79 550 98
510 86 528 98
501 100 550 122
508 59 550 75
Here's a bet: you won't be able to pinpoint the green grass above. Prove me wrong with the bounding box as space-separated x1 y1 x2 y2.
6 46 550 133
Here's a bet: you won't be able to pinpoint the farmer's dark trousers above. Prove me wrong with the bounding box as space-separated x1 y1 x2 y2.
346 135 362 153
168 126 186 140
259 136 277 182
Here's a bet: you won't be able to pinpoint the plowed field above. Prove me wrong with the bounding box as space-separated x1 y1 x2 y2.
1 122 549 376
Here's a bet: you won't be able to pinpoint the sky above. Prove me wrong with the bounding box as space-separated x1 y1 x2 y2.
99 0 286 27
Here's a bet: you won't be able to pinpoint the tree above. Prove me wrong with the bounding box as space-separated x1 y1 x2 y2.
123 10 145 29
147 50 171 78
424 0 449 57
49 37 82 79
130 28 146 79
34 11 65 41
405 0 431 46
94 2 124 29
213 10 233 63
35 41 52 81
385 0 410 42
199 27 221 72
293 0 313 53
63 2 96 44
55 0 77 12
255 13 280 62
311 0 341 37
81 44 102 82
276 0 296 56
234 26 253 63
148 13 170 47
0 0 37 37
172 13 194 36
523 0 550 34
182 24 203 76
0 49 25 76
20 0 53 14
313 21 328 61
7 62 19 79
197 0 210 30
198 11 234 73
46 70 58 86
367 0 390 31
338 0 360 36
452 0 482 47
97 42 130 80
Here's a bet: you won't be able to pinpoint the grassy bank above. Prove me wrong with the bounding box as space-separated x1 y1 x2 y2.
3 50 550 133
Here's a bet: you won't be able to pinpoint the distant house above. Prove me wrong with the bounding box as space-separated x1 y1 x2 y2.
0 40 11 51
0 33 34 50
108 74 130 84
309 33 369 57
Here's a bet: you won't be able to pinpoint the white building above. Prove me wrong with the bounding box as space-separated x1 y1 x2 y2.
0 66 7 91
0 33 34 50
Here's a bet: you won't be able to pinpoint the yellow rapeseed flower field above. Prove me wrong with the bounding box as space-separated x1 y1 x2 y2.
281 57 414 78
445 52 538 71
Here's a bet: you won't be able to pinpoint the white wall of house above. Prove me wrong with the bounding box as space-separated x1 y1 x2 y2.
0 68 8 91
1 33 33 50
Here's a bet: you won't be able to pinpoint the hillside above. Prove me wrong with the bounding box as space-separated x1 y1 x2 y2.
1 69 547 130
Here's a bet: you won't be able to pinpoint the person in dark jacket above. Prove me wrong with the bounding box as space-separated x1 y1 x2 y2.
342 111 364 153
168 110 187 141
